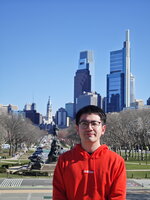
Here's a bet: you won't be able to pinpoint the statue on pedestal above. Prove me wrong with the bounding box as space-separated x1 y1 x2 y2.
46 124 62 163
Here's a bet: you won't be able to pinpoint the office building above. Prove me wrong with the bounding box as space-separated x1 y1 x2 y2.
107 30 134 112
24 104 32 111
55 107 69 129
76 92 101 113
124 99 150 110
0 104 18 114
65 102 74 118
102 97 107 113
24 103 42 125
130 99 144 108
147 97 150 105
74 50 94 115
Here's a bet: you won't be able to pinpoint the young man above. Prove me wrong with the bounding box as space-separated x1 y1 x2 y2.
53 105 126 200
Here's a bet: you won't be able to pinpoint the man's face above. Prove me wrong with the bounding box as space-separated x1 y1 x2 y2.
76 113 106 145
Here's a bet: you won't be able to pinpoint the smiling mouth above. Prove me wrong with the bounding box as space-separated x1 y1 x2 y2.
87 133 95 137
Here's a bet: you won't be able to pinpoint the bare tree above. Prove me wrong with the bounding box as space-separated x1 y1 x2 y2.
0 122 7 153
58 120 80 147
103 109 150 150
0 113 47 156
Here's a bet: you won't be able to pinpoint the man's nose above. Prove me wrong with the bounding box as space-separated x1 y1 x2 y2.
87 123 93 129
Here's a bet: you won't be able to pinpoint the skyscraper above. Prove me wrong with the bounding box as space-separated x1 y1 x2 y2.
107 30 133 112
74 50 94 114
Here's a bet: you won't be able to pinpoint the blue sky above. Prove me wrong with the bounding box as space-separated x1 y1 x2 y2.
0 0 150 115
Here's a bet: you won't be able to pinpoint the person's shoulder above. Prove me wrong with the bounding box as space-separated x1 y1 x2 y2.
59 146 75 160
105 148 125 162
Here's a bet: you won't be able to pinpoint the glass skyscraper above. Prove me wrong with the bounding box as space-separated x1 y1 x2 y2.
107 30 133 112
74 50 94 115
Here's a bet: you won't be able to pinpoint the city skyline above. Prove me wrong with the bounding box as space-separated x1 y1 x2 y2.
0 0 150 115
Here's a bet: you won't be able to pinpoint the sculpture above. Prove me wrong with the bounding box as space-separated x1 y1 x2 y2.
46 124 62 163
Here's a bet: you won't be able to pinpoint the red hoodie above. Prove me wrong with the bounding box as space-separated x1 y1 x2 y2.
53 144 126 200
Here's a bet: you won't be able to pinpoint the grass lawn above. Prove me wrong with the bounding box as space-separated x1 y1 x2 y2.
126 163 150 170
127 171 150 178
0 172 51 179
125 161 150 178
0 159 29 167
1 150 150 179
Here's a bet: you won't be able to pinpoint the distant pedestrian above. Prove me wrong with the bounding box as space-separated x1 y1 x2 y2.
53 105 126 200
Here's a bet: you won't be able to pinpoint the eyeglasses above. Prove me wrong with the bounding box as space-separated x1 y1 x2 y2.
79 120 101 129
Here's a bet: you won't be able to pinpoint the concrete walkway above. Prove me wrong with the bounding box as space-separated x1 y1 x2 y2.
0 178 150 200
127 178 150 189
0 178 149 189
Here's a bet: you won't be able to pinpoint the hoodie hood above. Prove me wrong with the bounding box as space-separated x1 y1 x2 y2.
73 144 109 159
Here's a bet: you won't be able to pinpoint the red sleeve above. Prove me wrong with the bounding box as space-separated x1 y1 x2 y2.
109 158 127 200
52 156 68 200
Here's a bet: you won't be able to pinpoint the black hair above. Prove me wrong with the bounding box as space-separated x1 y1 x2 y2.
75 105 106 125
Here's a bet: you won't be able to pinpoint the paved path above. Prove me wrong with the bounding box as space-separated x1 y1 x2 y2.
0 178 149 189
0 178 150 199
127 179 150 188
0 179 23 187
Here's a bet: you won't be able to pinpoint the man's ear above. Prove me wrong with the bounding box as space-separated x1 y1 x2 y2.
101 125 106 136
76 125 79 135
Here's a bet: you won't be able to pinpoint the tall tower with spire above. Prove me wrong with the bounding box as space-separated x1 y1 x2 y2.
107 30 134 112
124 30 131 108
46 96 53 124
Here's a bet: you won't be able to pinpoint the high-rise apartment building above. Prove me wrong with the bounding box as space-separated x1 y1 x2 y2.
107 30 134 112
74 50 94 114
